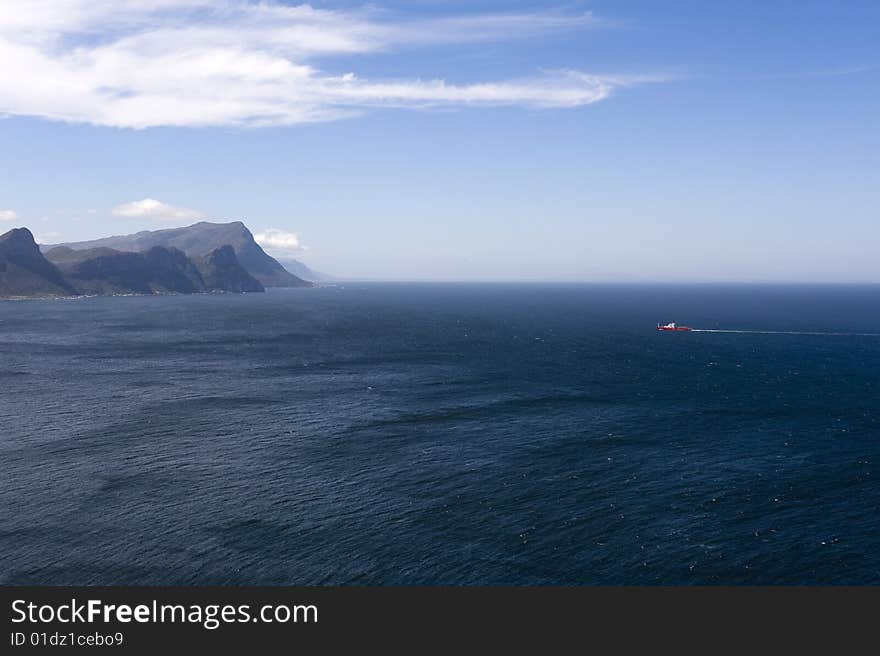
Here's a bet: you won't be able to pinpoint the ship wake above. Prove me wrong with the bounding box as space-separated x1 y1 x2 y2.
691 329 880 337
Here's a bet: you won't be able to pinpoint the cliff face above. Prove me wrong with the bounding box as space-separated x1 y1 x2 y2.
47 221 312 287
0 228 76 297
196 245 265 293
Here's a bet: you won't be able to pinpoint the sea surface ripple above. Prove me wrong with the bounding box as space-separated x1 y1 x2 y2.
1 283 879 584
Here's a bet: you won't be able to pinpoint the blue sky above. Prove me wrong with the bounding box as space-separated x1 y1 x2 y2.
0 1 878 281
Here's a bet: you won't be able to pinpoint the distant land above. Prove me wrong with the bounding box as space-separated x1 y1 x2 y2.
45 221 311 288
276 257 332 283
1 221 316 299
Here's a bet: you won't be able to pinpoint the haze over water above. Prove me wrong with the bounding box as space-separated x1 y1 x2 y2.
2 283 879 584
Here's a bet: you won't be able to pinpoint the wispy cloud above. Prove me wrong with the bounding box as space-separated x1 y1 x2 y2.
0 1 659 128
111 198 205 222
254 228 304 255
34 230 63 244
0 209 17 221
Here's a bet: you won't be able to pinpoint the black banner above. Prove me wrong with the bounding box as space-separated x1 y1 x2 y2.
1 586 876 652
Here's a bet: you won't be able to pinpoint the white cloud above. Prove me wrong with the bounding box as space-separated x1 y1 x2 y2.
254 229 304 255
111 198 205 222
0 1 659 128
0 209 17 221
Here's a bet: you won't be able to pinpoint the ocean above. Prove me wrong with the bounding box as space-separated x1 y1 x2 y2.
1 283 879 584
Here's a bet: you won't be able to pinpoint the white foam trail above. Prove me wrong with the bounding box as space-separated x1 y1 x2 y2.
691 329 880 337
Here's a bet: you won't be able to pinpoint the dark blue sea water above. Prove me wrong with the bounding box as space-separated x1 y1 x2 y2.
1 284 879 585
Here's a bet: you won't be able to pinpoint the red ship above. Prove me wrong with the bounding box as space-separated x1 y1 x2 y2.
657 322 692 332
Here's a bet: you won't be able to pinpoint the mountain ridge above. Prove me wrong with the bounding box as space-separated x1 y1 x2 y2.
45 221 312 288
1 224 279 298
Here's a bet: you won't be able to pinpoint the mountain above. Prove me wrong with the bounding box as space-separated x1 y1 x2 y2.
196 245 264 292
0 228 76 297
47 221 312 287
45 245 208 295
4 221 307 299
277 257 333 282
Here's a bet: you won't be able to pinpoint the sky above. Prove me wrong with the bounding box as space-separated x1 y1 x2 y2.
0 0 878 282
